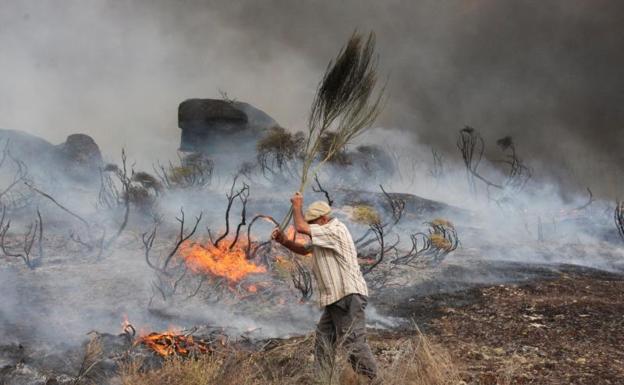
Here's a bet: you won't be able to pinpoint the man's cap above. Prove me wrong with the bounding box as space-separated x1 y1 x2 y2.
304 201 332 222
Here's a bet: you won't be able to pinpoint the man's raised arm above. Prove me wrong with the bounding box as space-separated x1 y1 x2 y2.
291 192 311 235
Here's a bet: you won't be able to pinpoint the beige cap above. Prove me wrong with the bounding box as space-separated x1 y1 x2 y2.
304 201 332 222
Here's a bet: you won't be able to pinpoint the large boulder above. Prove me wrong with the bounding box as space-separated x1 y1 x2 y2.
178 99 279 167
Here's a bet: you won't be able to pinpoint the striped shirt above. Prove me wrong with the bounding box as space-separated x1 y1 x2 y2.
308 218 368 307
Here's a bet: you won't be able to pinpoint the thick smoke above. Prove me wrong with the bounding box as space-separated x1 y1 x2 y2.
0 0 623 356
1 0 623 197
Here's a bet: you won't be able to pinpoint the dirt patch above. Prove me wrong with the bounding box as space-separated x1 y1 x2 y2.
424 268 624 384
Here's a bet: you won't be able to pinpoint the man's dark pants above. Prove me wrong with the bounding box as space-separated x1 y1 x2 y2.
314 293 378 378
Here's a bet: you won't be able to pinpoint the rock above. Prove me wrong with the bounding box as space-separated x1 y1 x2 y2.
54 134 103 181
55 134 102 170
177 99 279 172
178 98 278 152
0 129 103 184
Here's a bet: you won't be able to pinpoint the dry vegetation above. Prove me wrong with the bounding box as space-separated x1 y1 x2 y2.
118 329 459 385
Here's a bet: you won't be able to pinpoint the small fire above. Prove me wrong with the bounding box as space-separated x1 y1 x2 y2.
178 237 266 283
122 318 215 357
136 330 211 357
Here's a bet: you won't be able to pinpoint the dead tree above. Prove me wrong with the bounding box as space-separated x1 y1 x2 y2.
354 185 405 250
213 176 249 248
380 184 405 223
0 145 33 211
103 149 131 248
354 186 406 281
616 201 624 242
457 126 486 195
457 128 532 203
143 208 203 304
312 174 334 206
0 206 44 269
494 136 532 195
360 222 399 276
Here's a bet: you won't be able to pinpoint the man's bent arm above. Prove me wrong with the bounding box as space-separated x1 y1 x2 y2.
280 239 309 255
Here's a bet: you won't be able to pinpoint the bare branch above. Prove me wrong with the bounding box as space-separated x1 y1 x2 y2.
230 183 250 250
214 176 245 247
25 182 90 229
163 208 203 270
291 257 313 301
312 174 334 206
245 214 279 258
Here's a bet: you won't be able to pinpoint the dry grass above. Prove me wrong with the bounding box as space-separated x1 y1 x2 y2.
379 329 460 385
118 330 459 385
73 334 104 385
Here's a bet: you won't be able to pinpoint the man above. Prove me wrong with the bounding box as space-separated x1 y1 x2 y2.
272 192 378 380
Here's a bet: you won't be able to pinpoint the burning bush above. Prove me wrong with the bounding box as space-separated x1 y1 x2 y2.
178 238 266 283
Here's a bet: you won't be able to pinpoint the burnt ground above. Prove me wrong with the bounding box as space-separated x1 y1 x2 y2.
388 265 624 384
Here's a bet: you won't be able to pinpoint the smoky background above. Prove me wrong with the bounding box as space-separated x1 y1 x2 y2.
0 0 622 351
0 0 623 199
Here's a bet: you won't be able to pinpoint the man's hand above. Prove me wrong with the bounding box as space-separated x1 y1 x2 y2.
271 228 285 244
291 192 303 208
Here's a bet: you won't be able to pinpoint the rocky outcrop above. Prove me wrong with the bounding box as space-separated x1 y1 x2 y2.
0 129 102 183
178 98 278 153
54 134 103 181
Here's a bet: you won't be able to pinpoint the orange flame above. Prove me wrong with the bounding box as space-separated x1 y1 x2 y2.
137 331 211 357
178 237 266 283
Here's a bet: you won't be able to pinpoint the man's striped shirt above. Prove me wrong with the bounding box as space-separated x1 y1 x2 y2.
308 218 368 307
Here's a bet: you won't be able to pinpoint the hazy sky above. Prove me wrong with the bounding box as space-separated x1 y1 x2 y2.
0 0 622 195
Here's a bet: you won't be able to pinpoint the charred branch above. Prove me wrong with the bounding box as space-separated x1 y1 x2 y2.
0 206 44 269
494 136 532 194
380 184 405 224
457 129 533 202
25 182 90 229
143 209 202 304
246 215 279 259
429 148 444 184
361 222 399 276
230 183 250 250
103 149 131 249
214 176 247 247
163 208 203 270
393 220 459 267
312 174 334 206
457 126 487 195
291 257 313 301
0 149 30 205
